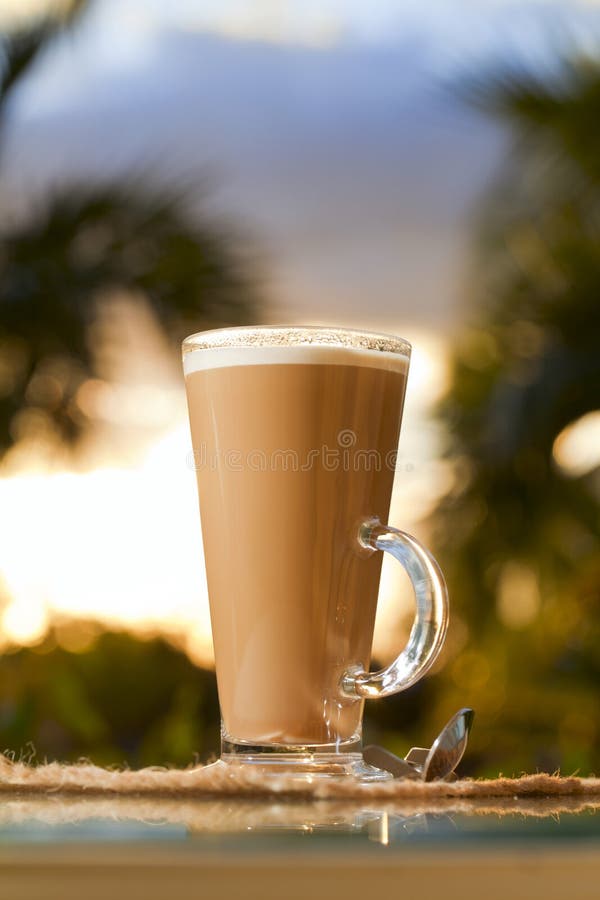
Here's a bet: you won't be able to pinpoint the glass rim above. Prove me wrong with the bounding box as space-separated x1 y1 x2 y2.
182 325 411 358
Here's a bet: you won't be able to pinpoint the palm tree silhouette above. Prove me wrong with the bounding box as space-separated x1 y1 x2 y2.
0 2 259 458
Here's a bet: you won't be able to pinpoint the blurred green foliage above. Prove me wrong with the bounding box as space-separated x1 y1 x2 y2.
424 56 600 776
0 627 220 766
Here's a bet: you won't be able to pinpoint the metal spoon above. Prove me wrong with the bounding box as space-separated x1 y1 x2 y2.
363 707 474 781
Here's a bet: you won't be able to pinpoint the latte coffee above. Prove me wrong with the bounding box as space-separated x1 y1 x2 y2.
184 342 408 746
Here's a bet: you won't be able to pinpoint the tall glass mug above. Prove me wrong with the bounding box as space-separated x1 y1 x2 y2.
183 326 449 781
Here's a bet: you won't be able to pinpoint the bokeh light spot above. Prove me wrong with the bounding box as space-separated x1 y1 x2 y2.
496 561 541 630
553 411 600 478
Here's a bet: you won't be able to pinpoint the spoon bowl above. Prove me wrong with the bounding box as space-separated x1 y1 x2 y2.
422 708 475 781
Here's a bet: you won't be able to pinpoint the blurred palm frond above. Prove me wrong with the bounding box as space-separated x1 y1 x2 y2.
0 183 259 455
464 56 600 184
0 0 89 108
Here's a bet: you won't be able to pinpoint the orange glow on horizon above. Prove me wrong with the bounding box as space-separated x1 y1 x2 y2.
0 328 450 666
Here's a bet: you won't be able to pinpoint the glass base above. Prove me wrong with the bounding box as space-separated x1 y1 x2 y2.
218 737 393 783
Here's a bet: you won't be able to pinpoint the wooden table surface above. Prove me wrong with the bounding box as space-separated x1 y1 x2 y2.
0 796 598 900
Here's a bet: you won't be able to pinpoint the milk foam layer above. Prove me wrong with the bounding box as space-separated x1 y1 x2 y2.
183 344 410 376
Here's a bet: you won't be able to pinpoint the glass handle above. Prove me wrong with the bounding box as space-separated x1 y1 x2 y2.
341 518 449 700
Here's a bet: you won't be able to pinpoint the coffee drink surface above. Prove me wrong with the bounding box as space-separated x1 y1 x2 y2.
185 345 408 746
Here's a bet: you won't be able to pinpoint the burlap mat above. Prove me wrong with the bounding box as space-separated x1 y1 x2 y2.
1 755 599 802
1 756 599 829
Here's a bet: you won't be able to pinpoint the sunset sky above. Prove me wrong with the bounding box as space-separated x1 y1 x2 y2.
3 0 599 329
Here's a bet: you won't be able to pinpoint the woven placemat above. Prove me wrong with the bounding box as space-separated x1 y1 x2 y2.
1 755 599 801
